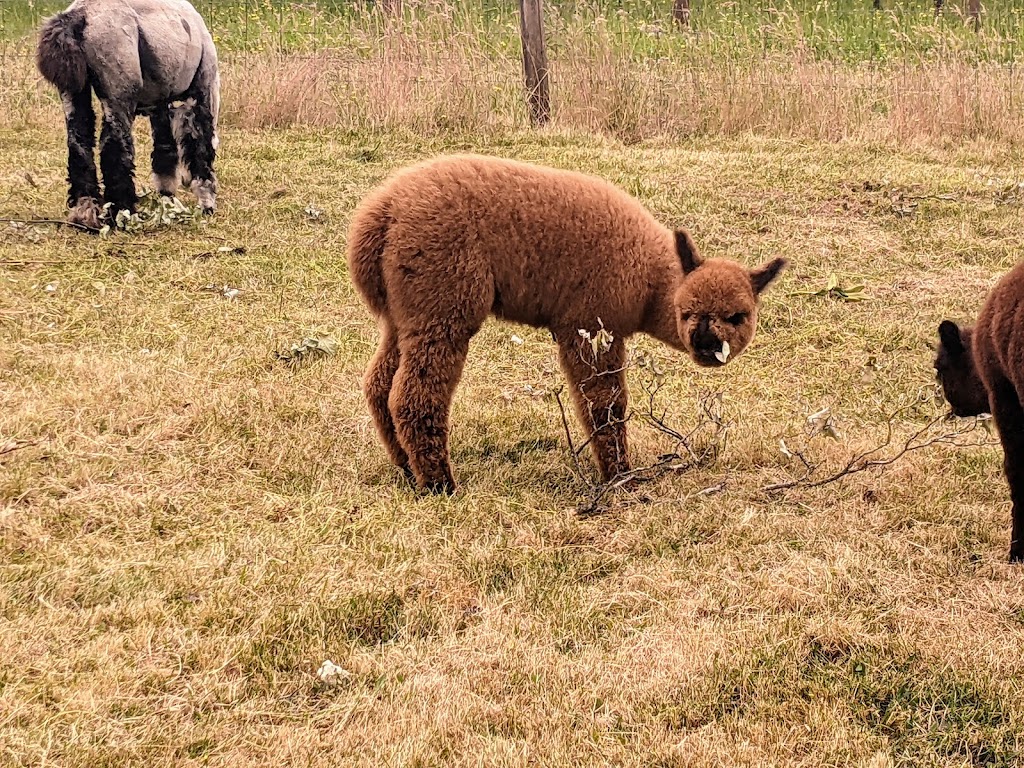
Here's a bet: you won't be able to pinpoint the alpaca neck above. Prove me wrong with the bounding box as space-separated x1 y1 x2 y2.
642 278 687 352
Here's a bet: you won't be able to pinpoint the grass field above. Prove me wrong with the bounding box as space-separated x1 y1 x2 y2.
3 0 1023 60
3 1 1024 766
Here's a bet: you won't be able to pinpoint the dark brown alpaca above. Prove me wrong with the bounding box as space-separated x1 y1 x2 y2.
935 259 1024 563
348 155 787 493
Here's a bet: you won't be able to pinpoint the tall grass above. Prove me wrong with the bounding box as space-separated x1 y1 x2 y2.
1 0 1022 143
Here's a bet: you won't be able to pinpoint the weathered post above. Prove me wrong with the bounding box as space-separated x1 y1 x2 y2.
518 0 550 125
672 0 690 28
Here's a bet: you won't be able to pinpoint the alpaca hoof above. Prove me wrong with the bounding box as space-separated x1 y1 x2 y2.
1010 547 1023 564
67 197 103 231
191 178 217 214
201 206 215 216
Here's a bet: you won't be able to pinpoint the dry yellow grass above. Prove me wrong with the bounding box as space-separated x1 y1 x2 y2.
2 10 1024 145
2 44 1024 767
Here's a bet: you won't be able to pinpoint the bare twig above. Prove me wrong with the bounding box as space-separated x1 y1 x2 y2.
1 259 82 266
762 411 996 493
0 439 41 460
3 217 99 233
552 386 580 462
554 348 730 516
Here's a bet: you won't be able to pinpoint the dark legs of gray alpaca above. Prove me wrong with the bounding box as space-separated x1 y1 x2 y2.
173 86 218 214
150 106 180 197
64 87 102 229
99 99 138 215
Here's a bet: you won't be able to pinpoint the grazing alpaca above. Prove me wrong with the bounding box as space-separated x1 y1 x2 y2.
935 259 1024 563
347 155 787 492
36 0 220 230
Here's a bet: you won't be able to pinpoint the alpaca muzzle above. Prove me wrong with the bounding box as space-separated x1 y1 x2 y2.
691 317 728 367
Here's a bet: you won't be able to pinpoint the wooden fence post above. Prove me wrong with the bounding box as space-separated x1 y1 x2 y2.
672 0 690 28
518 0 550 125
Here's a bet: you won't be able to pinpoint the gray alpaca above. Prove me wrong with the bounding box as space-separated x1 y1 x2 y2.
36 0 220 229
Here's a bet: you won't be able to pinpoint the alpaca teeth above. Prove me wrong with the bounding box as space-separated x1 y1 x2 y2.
715 341 731 363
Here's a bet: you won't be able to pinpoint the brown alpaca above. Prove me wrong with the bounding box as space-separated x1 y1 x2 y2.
347 155 787 493
935 259 1024 563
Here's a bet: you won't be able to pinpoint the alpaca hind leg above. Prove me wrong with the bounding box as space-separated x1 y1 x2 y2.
172 93 217 214
389 331 471 494
150 105 180 197
62 88 102 230
989 379 1024 563
98 99 138 215
558 334 631 483
364 321 412 481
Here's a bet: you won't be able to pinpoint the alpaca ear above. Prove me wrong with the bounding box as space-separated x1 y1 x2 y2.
749 257 787 295
675 229 702 274
938 320 964 354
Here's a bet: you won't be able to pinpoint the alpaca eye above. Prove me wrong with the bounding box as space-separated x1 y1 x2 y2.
727 313 747 325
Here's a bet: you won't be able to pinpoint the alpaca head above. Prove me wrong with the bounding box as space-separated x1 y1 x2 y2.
672 230 787 368
935 320 989 417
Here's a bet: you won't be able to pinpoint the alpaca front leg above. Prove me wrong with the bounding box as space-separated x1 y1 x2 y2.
389 334 470 494
99 100 138 215
558 336 631 482
990 381 1024 563
61 89 102 230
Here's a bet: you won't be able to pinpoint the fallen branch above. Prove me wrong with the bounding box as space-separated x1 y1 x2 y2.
0 439 41 460
761 410 997 493
3 217 98 233
552 348 729 516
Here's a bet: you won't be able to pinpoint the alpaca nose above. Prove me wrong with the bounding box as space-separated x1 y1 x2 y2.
692 316 719 351
690 316 730 366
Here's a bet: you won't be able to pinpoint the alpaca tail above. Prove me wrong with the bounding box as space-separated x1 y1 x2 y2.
346 188 394 317
37 9 89 94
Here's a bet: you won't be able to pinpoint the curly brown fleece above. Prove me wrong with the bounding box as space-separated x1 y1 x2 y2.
935 259 1024 562
348 154 787 492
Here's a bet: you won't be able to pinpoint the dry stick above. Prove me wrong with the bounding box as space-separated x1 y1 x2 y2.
567 377 730 516
761 412 996 493
552 386 581 469
3 217 99 233
560 357 994 511
0 440 40 459
902 193 959 202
